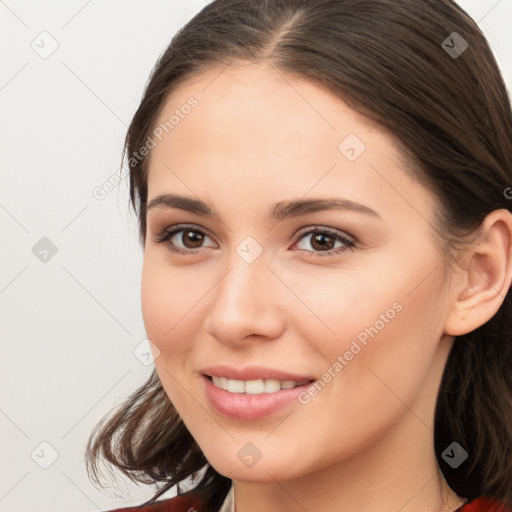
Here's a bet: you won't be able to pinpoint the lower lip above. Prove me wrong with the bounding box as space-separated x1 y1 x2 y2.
202 374 314 420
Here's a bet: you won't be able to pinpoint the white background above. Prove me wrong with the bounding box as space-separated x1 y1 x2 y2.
1 1 511 511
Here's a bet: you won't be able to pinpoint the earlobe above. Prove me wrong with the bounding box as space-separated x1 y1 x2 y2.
444 209 512 337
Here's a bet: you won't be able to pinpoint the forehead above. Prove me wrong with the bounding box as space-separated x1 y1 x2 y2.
151 61 380 159
146 61 436 226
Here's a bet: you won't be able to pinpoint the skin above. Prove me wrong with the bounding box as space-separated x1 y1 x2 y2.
140 61 512 512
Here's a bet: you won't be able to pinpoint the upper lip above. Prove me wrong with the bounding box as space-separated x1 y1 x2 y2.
201 365 316 382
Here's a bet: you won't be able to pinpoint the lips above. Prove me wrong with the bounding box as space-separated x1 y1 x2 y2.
202 374 315 420
201 364 316 382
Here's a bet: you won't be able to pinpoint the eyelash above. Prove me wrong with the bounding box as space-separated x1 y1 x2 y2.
153 223 356 257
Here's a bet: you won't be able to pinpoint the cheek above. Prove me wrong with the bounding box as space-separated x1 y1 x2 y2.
349 285 443 408
141 252 198 336
141 258 198 410
140 255 217 388
298 255 447 398
140 257 192 354
141 260 167 341
309 249 445 347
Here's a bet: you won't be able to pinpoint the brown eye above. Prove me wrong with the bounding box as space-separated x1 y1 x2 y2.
153 224 217 254
309 233 336 251
294 227 355 257
181 230 205 248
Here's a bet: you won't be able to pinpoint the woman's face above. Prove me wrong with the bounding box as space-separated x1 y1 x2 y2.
141 62 457 482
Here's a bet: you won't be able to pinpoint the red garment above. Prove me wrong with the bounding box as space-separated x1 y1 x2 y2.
458 497 512 512
106 492 204 511
106 494 510 512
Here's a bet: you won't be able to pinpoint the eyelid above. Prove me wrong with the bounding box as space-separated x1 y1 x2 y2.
291 225 356 256
293 225 356 244
153 223 356 256
153 223 218 250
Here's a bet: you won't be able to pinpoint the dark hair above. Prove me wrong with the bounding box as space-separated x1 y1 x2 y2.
86 0 512 509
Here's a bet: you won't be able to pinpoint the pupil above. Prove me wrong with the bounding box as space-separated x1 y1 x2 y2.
184 231 203 248
312 233 333 251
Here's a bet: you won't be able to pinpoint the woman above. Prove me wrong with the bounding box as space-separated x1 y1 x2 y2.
86 0 512 510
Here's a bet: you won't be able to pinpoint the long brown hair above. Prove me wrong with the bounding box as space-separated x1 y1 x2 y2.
85 0 512 509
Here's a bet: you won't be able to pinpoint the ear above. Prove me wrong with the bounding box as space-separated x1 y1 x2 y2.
444 209 512 337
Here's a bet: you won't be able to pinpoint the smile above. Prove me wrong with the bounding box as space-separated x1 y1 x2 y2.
209 375 313 394
202 374 316 420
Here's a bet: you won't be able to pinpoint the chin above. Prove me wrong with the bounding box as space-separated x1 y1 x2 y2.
212 461 295 482
201 446 308 483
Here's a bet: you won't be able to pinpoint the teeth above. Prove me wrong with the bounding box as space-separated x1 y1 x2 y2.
245 379 265 394
227 379 244 393
211 376 309 394
264 379 281 393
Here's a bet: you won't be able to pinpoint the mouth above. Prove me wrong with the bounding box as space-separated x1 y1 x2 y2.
202 373 317 420
203 374 315 395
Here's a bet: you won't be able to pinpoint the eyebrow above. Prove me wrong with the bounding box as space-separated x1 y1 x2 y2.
145 193 381 221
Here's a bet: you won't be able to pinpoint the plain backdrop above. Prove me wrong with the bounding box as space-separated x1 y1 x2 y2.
1 1 511 511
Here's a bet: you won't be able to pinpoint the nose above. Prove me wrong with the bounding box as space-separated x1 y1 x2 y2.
204 250 286 347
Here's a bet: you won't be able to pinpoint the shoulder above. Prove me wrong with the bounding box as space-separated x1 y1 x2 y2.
104 492 206 512
105 493 512 512
459 496 512 512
